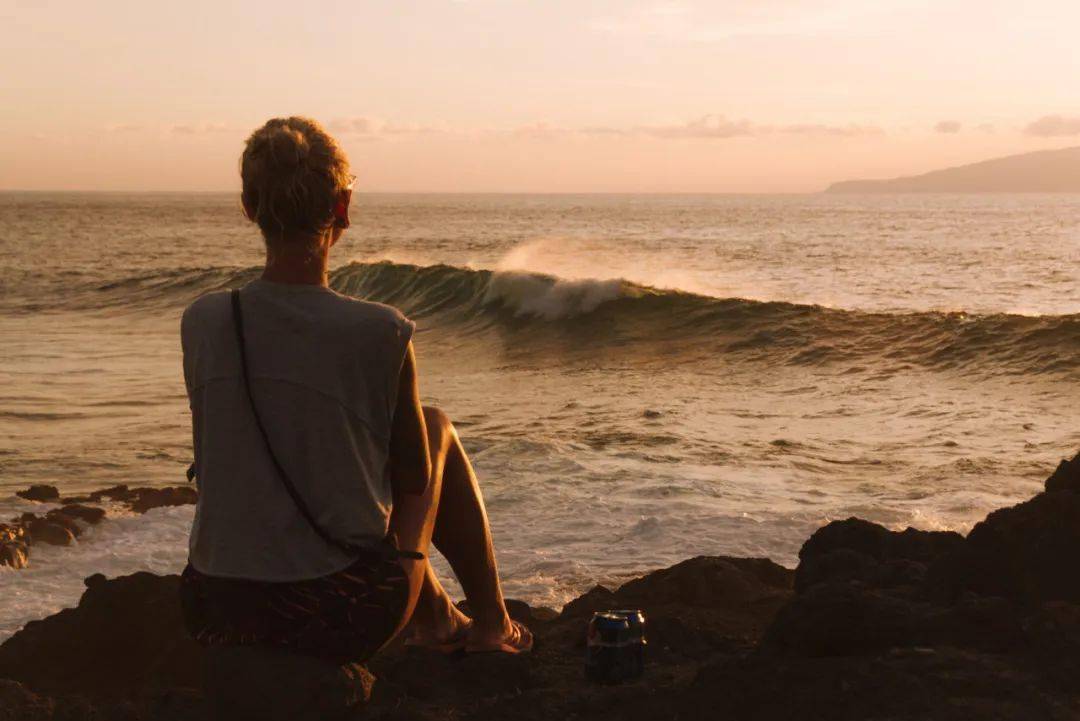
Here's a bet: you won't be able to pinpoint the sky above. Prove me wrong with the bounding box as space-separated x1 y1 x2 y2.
2 0 1080 192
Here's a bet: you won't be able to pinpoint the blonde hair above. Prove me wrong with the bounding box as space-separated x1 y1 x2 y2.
240 117 351 244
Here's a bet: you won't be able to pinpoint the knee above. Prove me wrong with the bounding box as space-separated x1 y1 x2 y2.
422 405 454 441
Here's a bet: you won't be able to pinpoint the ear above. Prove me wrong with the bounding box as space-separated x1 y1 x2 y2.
333 189 352 229
241 194 257 222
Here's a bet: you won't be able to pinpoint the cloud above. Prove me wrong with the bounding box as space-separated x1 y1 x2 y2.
1024 115 1080 137
381 122 443 136
781 122 883 137
579 126 630 136
934 120 962 134
328 117 445 138
616 116 882 140
640 115 756 139
509 122 569 140
328 117 379 135
291 115 885 143
105 123 143 133
170 122 232 135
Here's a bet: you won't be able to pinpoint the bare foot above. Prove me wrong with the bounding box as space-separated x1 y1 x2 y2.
465 617 534 655
405 605 473 652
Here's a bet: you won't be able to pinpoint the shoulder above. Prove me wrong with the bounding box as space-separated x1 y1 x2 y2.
326 293 414 336
181 290 231 335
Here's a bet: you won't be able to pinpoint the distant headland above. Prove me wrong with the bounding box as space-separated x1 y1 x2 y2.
826 146 1080 193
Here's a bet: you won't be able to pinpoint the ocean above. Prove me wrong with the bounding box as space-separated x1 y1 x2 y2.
2 191 1079 640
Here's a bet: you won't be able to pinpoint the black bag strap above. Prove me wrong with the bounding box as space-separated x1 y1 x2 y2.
230 289 422 562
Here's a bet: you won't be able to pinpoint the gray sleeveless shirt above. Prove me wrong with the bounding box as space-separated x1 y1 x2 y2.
181 279 415 581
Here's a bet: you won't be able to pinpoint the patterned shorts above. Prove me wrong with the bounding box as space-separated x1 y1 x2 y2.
179 553 411 663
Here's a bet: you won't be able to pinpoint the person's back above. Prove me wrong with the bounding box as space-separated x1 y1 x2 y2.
179 115 531 665
183 281 413 580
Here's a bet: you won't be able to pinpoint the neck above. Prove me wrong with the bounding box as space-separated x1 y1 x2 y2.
261 236 331 286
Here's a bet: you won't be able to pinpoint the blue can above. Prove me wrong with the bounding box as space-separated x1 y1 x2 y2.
585 609 647 683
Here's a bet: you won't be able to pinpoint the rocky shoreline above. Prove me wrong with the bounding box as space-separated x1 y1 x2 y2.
2 456 1079 720
1 484 196 569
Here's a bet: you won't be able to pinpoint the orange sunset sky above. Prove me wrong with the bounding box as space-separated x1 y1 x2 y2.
2 0 1079 193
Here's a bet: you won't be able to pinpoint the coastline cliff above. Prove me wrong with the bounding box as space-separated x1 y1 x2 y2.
826 146 1080 193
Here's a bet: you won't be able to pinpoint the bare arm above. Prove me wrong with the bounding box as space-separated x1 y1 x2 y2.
389 342 431 495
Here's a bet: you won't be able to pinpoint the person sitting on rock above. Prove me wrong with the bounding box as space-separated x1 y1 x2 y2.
178 116 532 660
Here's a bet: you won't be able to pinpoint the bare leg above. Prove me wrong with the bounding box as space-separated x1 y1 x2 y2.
387 406 530 651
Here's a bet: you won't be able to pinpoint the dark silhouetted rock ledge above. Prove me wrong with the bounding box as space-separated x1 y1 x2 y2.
3 454 1080 719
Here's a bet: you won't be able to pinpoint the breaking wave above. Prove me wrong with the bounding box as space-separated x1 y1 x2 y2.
11 260 1080 376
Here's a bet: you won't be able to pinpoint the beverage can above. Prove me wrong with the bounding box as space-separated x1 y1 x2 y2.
585 609 647 683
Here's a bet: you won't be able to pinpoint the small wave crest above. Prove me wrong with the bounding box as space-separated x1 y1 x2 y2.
483 272 629 320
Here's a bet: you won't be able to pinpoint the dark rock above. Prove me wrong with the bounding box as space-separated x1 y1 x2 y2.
1045 452 1080 493
51 504 106 525
764 581 925 656
796 518 963 592
15 485 60 503
689 647 1078 721
4 452 1080 721
927 594 1027 653
615 556 792 607
371 642 532 709
0 679 53 721
87 484 131 502
927 487 1080 605
560 584 620 619
203 645 374 721
127 486 198 514
798 518 894 563
25 519 76 547
555 556 794 662
63 484 198 514
794 547 880 591
0 572 202 699
38 512 82 539
0 525 29 569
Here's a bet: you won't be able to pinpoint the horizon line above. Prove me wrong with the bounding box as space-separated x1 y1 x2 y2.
0 188 827 196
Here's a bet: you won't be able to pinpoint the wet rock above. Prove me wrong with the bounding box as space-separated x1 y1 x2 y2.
127 486 197 514
203 645 374 721
25 519 75 547
37 512 82 539
0 525 29 569
51 504 106 525
69 484 199 513
87 484 131 502
15 485 60 503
